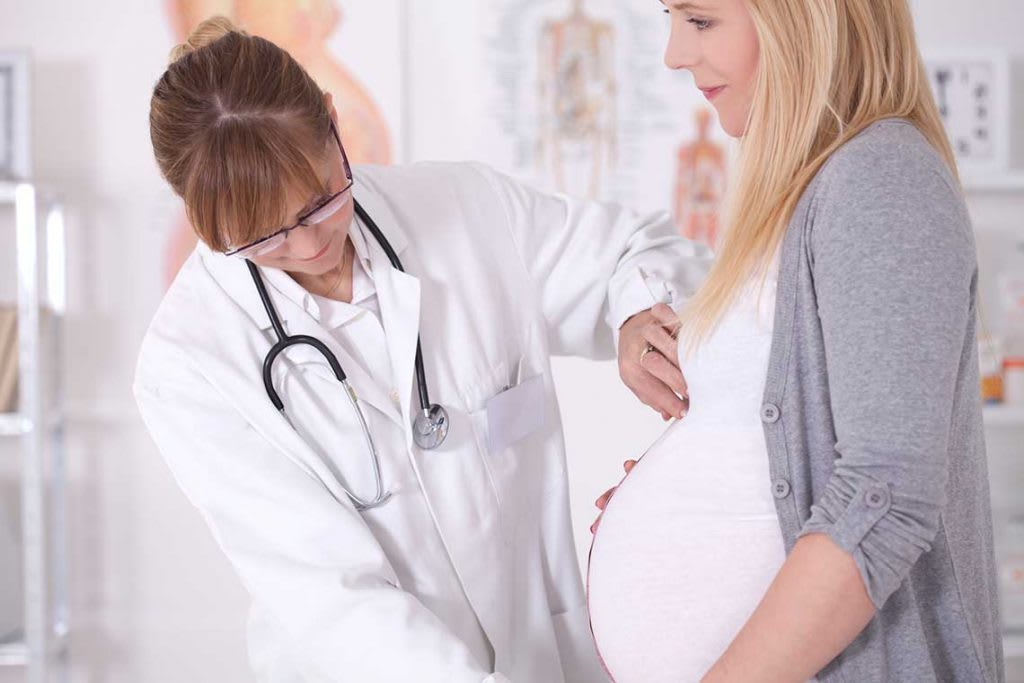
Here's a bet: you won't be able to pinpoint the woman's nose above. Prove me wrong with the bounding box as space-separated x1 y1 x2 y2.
664 24 700 71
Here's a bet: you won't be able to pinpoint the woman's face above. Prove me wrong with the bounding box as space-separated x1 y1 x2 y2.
248 104 354 277
661 0 760 138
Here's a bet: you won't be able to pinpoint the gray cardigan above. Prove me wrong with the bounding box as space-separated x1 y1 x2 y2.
764 119 1003 682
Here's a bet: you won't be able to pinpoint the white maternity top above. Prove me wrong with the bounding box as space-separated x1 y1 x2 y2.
587 262 818 683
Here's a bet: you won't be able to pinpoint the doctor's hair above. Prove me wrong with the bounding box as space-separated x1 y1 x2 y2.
149 15 333 252
679 0 956 349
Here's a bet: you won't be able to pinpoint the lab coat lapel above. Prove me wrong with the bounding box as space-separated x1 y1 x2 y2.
197 244 403 429
263 290 404 430
356 204 420 446
353 191 513 662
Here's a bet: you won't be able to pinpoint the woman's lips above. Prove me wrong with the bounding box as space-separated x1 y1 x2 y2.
700 85 726 100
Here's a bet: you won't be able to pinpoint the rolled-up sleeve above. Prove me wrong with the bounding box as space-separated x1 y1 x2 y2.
797 143 976 609
468 163 712 359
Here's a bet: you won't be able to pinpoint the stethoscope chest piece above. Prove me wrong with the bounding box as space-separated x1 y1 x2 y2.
413 404 450 450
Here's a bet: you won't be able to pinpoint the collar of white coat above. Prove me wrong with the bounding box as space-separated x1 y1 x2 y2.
197 176 410 332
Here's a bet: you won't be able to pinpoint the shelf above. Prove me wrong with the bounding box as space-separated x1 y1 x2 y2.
983 404 1024 427
0 642 28 667
0 631 68 667
1006 631 1024 659
0 413 31 437
962 172 1024 192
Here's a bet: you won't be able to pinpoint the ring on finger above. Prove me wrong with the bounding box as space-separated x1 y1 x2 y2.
640 343 656 365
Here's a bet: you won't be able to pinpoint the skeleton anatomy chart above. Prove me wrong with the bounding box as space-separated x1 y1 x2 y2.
482 0 731 248
536 0 617 199
674 108 727 247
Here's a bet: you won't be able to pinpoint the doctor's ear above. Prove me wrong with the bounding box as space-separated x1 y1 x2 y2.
323 92 339 126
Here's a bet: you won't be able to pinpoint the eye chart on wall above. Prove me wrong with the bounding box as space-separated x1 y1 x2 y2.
478 0 733 248
924 53 1011 176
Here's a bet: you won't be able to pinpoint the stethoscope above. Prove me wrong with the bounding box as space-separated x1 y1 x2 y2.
245 200 449 510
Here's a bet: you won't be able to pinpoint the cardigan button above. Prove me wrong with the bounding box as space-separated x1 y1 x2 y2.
761 403 781 424
865 486 889 509
772 479 792 499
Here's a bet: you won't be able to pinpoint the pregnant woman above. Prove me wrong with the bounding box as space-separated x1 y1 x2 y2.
587 1 1003 682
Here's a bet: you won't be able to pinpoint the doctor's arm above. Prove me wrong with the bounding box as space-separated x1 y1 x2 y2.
134 360 508 683
472 164 711 415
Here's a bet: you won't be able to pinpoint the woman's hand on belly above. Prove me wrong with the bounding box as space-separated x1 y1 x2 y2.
590 459 637 534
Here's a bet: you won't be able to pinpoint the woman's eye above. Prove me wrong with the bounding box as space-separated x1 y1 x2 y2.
688 17 713 30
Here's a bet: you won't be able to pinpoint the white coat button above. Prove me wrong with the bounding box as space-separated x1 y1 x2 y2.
389 389 400 406
772 479 791 499
761 403 781 424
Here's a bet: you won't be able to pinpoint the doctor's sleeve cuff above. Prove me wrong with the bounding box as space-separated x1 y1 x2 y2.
797 471 940 609
607 266 677 346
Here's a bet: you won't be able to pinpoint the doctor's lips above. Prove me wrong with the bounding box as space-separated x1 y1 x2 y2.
699 85 726 100
300 240 333 262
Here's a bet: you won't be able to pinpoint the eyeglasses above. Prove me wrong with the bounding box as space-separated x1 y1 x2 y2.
225 123 354 260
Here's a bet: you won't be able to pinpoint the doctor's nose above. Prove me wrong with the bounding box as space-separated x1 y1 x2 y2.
286 224 329 259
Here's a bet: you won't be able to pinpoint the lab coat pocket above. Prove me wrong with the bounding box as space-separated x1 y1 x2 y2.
468 373 548 506
484 374 547 453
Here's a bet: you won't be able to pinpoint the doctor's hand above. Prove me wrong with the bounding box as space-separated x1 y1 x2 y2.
590 459 637 534
618 304 688 421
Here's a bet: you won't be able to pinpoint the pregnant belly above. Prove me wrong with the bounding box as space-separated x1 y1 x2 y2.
586 424 788 683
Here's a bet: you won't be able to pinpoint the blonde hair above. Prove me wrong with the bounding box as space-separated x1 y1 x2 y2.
149 16 332 252
681 0 956 347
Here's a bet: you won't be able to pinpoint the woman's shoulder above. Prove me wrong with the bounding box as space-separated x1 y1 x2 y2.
814 118 960 203
801 118 974 263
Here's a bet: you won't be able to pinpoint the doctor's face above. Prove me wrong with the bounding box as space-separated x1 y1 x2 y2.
246 128 356 277
661 0 760 138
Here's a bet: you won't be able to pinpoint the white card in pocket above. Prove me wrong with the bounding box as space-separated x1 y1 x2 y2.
485 374 546 452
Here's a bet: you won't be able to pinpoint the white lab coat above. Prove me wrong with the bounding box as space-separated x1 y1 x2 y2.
134 162 710 683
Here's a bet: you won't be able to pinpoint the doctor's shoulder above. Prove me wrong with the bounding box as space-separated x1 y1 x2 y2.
134 248 231 393
353 161 526 219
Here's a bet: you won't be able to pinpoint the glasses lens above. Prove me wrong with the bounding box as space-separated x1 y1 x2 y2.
304 188 352 226
234 232 286 259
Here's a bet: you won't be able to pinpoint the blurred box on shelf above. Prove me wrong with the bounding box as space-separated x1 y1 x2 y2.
0 306 15 413
0 490 21 642
1000 514 1024 632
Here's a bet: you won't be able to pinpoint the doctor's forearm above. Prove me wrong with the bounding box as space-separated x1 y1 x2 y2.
700 533 876 683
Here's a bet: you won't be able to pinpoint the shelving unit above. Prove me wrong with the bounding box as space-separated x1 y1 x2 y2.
1007 633 1024 660
963 172 1024 193
984 404 1024 427
0 181 69 683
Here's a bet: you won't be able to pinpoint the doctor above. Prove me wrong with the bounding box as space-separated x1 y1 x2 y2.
135 17 709 683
